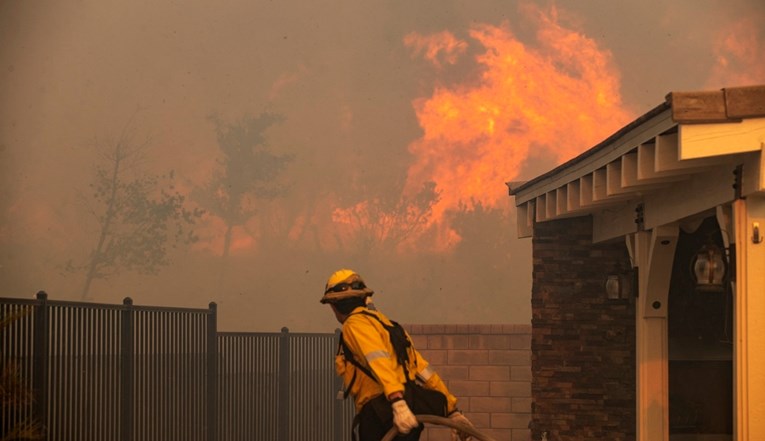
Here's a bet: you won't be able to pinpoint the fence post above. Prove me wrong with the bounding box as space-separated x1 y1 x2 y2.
278 327 290 441
333 328 343 441
207 302 218 441
32 291 49 440
120 297 134 441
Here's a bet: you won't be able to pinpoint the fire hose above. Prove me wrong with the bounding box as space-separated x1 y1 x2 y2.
381 414 498 441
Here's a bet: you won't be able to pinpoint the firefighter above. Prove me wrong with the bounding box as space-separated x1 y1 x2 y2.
321 268 475 441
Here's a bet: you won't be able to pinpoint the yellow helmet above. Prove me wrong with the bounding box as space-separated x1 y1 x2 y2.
320 268 374 304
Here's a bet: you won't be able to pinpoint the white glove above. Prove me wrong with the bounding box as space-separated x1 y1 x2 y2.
449 411 475 441
391 399 419 434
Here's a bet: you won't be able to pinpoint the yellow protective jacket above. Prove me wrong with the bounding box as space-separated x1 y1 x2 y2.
335 306 458 413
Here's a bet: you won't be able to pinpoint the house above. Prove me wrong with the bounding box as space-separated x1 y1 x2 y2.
508 85 765 441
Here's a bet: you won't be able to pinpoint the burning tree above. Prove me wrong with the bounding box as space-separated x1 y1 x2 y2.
67 124 202 300
194 113 292 264
331 180 441 256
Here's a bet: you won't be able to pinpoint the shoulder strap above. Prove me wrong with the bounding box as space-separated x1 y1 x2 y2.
355 311 414 369
339 332 377 379
340 310 417 391
338 331 376 399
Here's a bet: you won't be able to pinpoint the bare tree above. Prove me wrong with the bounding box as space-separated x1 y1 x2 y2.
67 124 202 300
332 181 440 256
194 113 292 264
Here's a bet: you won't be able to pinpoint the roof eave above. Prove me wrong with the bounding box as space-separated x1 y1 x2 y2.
511 102 673 204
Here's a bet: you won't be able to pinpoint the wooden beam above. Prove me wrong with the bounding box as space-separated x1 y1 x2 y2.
510 108 674 205
591 168 632 208
624 151 686 185
730 151 765 196
566 181 582 212
592 200 639 243
640 140 715 179
642 153 761 232
654 132 731 173
535 195 547 222
669 85 765 123
516 201 533 238
607 161 663 196
725 85 765 119
547 179 599 217
670 90 730 123
606 161 627 195
529 188 589 223
581 173 618 209
545 191 557 220
555 187 568 217
643 165 737 230
593 169 608 201
527 200 535 228
638 143 670 179
679 117 765 160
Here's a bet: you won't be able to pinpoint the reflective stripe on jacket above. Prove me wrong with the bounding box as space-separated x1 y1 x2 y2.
335 306 458 413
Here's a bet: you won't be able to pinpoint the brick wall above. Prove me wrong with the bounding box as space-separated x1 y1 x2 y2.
406 324 532 441
531 216 635 441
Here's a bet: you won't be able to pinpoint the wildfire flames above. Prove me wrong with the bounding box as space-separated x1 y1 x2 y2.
5 1 765 311
334 5 633 252
89 4 763 259
404 6 631 225
402 31 468 68
192 5 765 256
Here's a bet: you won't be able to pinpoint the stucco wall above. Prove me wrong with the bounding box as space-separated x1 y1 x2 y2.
406 324 532 441
530 216 636 441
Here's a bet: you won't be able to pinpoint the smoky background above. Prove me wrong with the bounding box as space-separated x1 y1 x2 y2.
1 0 763 331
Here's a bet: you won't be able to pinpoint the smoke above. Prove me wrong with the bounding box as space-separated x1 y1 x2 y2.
706 17 765 88
1 0 763 332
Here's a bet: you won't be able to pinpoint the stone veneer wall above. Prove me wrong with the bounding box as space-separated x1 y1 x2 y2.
406 324 532 441
531 216 636 441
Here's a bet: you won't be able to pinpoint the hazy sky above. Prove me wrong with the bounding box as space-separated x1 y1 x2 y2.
1 0 763 332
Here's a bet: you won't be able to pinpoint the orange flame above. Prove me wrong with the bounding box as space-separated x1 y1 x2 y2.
404 31 468 67
405 5 632 227
192 5 637 255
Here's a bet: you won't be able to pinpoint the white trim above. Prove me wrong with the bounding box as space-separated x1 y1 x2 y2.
364 350 390 363
734 196 765 440
416 366 435 382
679 117 765 160
512 109 674 204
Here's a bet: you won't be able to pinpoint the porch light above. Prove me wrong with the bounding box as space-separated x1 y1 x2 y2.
605 273 632 299
605 275 621 299
691 242 726 292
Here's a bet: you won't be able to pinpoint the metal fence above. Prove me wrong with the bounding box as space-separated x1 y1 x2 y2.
1 293 355 441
